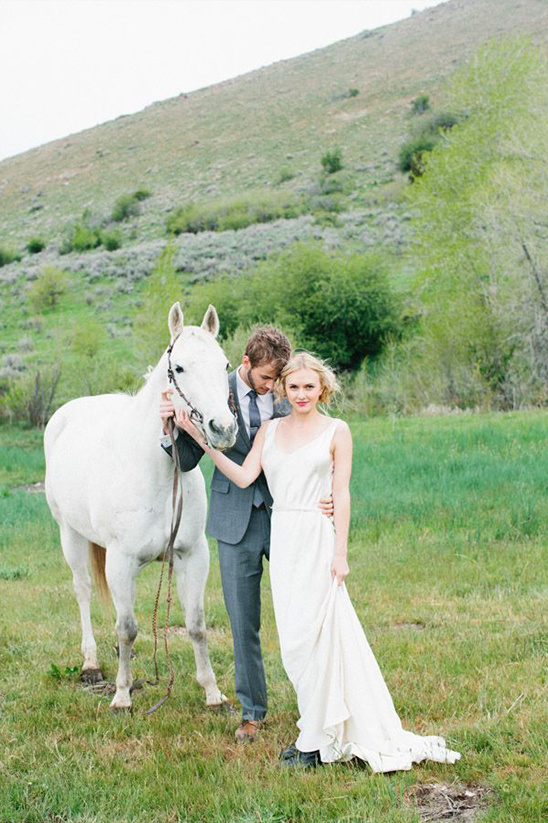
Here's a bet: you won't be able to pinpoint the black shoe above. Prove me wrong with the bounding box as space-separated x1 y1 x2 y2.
279 744 322 768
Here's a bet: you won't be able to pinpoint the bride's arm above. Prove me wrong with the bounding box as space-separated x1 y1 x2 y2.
331 421 353 585
174 409 267 488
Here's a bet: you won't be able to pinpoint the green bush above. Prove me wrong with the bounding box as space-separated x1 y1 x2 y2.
133 188 151 201
26 237 46 254
399 111 460 175
186 244 402 371
410 94 430 114
100 228 122 251
321 147 343 175
27 266 68 312
0 245 21 267
112 193 141 222
71 224 101 252
1 364 61 427
398 133 438 175
348 88 360 98
166 194 305 235
276 166 295 184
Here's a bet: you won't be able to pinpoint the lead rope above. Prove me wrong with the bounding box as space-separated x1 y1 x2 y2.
145 415 183 714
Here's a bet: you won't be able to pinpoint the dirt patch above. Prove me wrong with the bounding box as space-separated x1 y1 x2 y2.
405 782 492 822
13 482 45 493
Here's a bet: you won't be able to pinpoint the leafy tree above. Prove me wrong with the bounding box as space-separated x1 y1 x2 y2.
186 244 401 371
408 38 548 407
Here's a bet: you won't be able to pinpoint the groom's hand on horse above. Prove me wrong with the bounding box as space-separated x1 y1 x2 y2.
160 389 175 435
318 495 334 518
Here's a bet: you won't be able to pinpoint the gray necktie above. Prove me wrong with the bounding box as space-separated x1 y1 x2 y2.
248 389 263 507
248 389 261 444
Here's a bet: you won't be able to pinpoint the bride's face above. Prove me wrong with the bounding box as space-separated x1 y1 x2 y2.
285 368 322 413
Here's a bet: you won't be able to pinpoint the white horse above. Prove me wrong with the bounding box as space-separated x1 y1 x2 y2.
44 303 237 710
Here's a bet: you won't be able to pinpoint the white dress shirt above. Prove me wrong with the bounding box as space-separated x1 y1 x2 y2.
236 366 274 437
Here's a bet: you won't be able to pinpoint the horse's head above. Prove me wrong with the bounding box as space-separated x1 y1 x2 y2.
166 302 238 450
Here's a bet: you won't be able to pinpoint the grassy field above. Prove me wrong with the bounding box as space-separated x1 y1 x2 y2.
0 410 547 822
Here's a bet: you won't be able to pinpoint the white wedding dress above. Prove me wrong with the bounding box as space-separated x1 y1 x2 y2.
262 417 460 771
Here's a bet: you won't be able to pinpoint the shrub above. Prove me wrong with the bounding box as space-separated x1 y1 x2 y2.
166 194 305 235
69 318 106 359
0 245 20 267
348 88 360 98
321 148 343 175
133 189 151 201
112 193 141 222
59 216 102 254
399 111 460 176
276 166 295 184
187 244 402 371
27 266 68 312
411 94 430 114
71 224 101 252
26 237 46 254
398 133 438 174
1 364 61 427
100 229 122 251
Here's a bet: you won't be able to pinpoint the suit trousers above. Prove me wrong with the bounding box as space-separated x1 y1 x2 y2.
217 503 271 721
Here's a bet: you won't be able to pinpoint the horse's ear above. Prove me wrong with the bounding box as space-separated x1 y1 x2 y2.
201 304 220 338
168 302 184 341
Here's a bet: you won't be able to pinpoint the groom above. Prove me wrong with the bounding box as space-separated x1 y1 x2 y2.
160 326 332 742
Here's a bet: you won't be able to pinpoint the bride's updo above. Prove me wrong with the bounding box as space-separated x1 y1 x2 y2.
275 352 339 404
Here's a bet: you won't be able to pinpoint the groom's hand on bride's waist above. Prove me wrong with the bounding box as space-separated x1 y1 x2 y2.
318 495 334 518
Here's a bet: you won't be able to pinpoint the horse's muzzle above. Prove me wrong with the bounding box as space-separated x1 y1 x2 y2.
207 418 238 451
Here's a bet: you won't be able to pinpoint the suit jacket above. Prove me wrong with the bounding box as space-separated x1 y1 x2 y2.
163 369 290 545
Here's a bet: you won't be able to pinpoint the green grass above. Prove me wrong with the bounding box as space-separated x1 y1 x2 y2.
0 410 547 822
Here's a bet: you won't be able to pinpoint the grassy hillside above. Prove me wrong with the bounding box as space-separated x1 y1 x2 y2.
1 0 548 245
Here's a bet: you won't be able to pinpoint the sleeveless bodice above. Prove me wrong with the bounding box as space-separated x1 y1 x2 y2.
262 417 338 512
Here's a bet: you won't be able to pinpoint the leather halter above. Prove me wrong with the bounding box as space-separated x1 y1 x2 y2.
166 332 205 427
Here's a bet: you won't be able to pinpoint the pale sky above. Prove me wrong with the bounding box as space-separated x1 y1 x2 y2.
0 0 443 162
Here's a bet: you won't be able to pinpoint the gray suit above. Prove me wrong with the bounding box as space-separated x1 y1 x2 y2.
163 370 290 720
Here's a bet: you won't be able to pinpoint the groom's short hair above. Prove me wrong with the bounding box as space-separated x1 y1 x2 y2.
244 326 292 374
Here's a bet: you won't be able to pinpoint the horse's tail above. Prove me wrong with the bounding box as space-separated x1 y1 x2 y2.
89 542 110 603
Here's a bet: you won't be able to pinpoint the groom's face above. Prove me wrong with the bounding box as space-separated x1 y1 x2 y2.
241 355 278 395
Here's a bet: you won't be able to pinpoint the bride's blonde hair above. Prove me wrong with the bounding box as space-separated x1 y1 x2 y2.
275 352 339 404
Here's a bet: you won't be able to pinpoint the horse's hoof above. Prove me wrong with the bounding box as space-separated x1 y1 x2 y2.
207 697 235 715
109 701 132 713
80 667 104 685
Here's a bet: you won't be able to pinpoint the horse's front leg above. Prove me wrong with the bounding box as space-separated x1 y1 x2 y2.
175 538 226 707
105 548 139 710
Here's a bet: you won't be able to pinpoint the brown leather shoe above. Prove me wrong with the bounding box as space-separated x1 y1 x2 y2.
234 719 262 743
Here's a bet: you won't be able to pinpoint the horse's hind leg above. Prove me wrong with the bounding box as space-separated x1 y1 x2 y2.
105 548 139 710
59 523 103 682
175 538 226 707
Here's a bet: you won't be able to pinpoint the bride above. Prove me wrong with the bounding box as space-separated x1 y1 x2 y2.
177 351 461 771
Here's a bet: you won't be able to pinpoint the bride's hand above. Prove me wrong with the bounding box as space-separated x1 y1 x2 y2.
331 554 349 586
175 408 208 448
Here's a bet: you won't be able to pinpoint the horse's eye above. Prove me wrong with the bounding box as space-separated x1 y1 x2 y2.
175 366 184 374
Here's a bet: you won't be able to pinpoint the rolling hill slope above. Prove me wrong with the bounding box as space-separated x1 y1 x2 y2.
1 0 548 246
